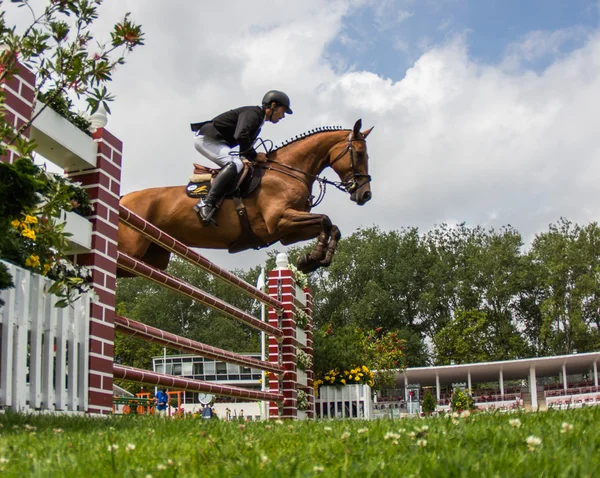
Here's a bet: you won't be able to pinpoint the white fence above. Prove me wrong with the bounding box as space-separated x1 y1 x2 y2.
0 261 90 413
315 384 373 419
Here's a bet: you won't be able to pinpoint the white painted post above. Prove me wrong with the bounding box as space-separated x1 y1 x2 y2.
529 366 538 409
562 363 568 392
467 370 472 393
0 279 16 407
80 296 90 412
13 266 30 411
499 370 504 398
594 361 598 388
55 307 67 410
42 296 57 410
67 305 78 410
436 373 440 402
29 274 46 409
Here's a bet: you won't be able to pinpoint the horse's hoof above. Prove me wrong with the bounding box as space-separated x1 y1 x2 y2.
297 254 311 273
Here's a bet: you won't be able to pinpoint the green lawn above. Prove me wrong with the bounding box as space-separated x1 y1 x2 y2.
1 406 599 477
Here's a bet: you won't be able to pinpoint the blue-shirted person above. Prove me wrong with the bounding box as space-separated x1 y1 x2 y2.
155 389 168 417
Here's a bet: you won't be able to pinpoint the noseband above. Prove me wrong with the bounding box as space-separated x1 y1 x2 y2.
329 132 372 194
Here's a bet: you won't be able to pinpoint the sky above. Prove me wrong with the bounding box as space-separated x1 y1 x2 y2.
6 0 600 271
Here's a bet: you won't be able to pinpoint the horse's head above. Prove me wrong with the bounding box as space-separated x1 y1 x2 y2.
328 119 374 206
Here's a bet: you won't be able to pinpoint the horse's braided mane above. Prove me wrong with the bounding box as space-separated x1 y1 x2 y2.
274 125 347 151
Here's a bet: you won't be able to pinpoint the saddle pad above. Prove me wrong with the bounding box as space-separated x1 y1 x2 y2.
185 165 265 199
186 180 210 198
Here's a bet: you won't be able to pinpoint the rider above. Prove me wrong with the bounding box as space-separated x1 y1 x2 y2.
190 90 293 225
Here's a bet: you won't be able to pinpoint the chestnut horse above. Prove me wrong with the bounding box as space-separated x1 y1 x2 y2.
118 119 373 275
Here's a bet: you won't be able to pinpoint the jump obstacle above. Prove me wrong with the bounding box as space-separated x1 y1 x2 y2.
0 62 314 418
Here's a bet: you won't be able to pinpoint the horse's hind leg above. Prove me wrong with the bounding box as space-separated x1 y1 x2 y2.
275 210 340 273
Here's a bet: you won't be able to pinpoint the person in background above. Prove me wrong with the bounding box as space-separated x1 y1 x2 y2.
155 388 168 417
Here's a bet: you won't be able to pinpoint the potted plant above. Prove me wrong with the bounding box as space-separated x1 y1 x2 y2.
296 349 312 385
297 389 309 419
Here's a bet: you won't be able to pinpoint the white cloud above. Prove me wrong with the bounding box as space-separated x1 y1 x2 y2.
7 1 600 270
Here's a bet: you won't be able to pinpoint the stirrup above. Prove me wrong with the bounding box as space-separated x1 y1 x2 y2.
195 201 218 226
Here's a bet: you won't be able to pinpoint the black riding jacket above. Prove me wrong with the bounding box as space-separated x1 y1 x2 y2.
191 106 265 160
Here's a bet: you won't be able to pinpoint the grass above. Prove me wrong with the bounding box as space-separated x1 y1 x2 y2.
1 406 599 477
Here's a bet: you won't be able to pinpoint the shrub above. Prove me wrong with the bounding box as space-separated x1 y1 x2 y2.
422 391 437 416
450 388 475 412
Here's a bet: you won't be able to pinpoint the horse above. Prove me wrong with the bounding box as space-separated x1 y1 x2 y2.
117 118 373 275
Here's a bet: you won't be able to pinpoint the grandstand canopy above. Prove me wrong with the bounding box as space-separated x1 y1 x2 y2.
395 352 600 387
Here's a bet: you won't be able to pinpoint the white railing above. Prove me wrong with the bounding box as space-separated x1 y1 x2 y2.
0 261 90 413
315 384 373 419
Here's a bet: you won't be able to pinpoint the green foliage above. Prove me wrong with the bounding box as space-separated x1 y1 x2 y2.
0 1 143 306
450 388 475 412
313 324 404 392
0 159 95 306
422 391 437 415
38 88 91 134
2 407 600 476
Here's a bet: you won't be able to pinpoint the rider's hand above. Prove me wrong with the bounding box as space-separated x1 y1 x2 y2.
255 153 268 163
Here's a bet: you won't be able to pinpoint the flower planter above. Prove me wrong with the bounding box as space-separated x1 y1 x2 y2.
30 100 97 172
296 284 307 307
297 369 307 386
296 327 307 347
62 211 93 254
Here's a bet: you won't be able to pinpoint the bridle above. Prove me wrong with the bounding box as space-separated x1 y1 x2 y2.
259 132 372 207
329 132 372 194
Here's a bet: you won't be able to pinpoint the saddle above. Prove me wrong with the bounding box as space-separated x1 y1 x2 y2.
186 162 267 253
186 161 263 200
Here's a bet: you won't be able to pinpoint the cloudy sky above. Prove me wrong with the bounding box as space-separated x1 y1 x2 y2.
7 0 600 271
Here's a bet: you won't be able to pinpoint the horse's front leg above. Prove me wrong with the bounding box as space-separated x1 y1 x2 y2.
274 209 341 273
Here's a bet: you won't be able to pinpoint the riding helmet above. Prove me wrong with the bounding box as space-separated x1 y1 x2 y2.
262 90 293 114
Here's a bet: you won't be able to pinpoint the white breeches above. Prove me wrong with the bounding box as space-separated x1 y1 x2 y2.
194 135 244 173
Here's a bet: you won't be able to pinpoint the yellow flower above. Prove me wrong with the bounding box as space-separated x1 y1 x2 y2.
24 215 38 224
362 366 368 372
355 376 360 381
348 375 353 379
25 255 40 268
325 376 330 381
11 219 21 229
341 379 346 385
42 263 51 276
21 228 36 240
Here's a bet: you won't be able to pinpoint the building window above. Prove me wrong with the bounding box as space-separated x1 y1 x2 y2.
193 363 204 375
216 362 228 375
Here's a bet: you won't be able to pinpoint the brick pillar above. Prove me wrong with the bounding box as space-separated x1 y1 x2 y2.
267 263 297 419
0 62 35 164
65 130 122 414
303 287 314 418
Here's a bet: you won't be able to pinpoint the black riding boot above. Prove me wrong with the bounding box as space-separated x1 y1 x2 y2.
193 162 239 225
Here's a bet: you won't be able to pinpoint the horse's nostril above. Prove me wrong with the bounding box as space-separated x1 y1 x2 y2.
363 191 372 201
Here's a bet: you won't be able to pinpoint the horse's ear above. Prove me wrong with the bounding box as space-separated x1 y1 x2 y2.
353 119 362 138
362 126 374 138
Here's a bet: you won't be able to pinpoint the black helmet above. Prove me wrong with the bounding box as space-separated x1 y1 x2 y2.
262 90 293 114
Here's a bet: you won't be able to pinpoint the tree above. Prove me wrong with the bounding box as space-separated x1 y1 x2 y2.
528 218 600 355
0 1 143 304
